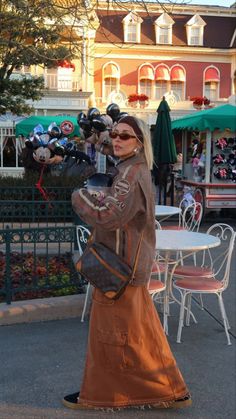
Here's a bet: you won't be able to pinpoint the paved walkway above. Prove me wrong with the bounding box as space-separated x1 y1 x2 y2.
0 222 235 419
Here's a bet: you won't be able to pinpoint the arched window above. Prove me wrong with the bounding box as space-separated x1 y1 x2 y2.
170 66 185 100
155 65 170 99
103 63 120 100
204 67 220 101
139 65 154 98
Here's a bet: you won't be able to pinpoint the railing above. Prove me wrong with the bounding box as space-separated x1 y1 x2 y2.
44 74 81 92
0 186 74 228
0 225 84 304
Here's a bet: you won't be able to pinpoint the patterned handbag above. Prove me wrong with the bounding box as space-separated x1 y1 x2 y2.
75 234 143 300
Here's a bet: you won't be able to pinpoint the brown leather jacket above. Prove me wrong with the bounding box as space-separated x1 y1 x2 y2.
72 152 156 286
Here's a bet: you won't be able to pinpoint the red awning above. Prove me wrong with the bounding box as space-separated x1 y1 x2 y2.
139 65 154 80
170 66 185 82
155 66 170 81
104 64 119 78
204 68 220 82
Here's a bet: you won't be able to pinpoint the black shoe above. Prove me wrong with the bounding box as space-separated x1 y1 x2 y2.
63 392 81 409
172 395 192 409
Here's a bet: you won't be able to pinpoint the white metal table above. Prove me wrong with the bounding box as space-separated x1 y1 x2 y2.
155 205 181 222
155 230 221 334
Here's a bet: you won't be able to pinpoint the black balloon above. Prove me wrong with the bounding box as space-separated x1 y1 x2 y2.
87 107 100 121
106 103 120 122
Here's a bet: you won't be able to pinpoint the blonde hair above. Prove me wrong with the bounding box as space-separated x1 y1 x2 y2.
133 117 153 170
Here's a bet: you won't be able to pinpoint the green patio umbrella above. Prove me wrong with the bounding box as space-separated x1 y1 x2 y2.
15 115 80 137
152 97 177 165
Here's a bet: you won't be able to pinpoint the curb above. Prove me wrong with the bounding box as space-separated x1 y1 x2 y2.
0 294 85 326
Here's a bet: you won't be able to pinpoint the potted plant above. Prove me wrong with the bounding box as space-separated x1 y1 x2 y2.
138 94 149 108
128 93 139 107
203 97 213 109
190 96 204 109
190 96 211 110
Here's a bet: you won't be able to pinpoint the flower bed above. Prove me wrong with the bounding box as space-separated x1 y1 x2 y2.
0 252 84 303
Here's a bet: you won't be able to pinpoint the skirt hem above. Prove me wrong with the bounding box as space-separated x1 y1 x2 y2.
78 391 191 409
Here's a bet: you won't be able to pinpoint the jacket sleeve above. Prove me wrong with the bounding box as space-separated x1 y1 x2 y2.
71 167 146 230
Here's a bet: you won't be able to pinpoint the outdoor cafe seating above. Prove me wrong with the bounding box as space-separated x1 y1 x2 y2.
172 223 235 345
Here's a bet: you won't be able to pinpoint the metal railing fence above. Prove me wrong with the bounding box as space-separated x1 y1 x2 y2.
0 186 75 228
0 225 83 304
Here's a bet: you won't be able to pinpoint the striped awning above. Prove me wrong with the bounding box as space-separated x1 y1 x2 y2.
104 64 119 78
204 68 220 82
139 65 154 80
155 66 170 81
170 66 185 82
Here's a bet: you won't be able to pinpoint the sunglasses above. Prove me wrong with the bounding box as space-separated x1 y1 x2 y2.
109 131 139 141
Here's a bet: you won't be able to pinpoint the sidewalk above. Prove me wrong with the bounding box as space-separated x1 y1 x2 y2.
0 222 235 419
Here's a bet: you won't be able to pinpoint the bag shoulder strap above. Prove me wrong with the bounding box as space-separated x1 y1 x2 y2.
131 230 144 281
88 228 144 281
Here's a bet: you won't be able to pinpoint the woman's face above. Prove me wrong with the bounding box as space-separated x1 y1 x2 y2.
111 123 141 159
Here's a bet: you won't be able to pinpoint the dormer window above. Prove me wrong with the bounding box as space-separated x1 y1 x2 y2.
123 12 143 43
127 23 137 42
186 14 206 46
154 13 174 45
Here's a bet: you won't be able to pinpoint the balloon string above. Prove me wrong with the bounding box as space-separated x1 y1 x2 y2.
35 164 52 207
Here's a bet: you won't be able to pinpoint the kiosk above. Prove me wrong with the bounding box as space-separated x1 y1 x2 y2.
172 104 236 213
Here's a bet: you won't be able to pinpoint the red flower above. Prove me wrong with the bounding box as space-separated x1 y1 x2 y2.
190 96 210 106
128 93 139 103
138 94 149 101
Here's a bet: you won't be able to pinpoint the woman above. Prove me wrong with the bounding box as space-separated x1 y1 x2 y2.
63 116 191 410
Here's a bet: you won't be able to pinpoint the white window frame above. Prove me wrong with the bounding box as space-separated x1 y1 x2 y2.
170 81 185 101
123 12 143 44
155 80 169 100
189 26 202 46
104 77 119 99
126 23 138 43
186 14 206 47
154 13 174 45
203 66 220 101
102 62 120 102
204 81 219 101
157 25 172 44
139 79 152 99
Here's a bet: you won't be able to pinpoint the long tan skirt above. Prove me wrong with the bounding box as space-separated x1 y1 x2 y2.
79 285 189 408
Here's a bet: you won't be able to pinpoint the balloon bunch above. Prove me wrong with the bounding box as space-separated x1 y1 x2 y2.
24 121 93 201
25 122 67 165
77 103 128 156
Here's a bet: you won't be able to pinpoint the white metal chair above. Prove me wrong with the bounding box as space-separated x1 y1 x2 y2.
148 220 169 332
75 225 91 322
148 261 168 332
173 224 235 345
162 201 203 232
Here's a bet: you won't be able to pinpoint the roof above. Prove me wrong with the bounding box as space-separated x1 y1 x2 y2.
171 104 236 132
95 10 236 48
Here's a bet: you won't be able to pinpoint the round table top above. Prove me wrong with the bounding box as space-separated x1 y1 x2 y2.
155 230 221 252
155 205 181 217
